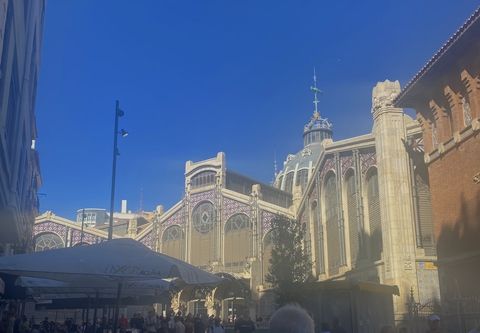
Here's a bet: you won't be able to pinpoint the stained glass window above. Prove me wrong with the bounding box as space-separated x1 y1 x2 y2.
225 214 250 232
162 225 183 241
35 233 65 252
192 201 216 233
325 172 341 274
284 172 294 194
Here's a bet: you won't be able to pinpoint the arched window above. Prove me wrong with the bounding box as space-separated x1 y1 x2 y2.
276 175 284 189
35 233 65 252
311 200 325 274
324 172 342 274
224 214 251 271
296 169 309 193
367 169 382 261
345 170 362 266
284 172 294 194
191 171 216 189
262 230 276 284
190 201 216 267
162 225 184 260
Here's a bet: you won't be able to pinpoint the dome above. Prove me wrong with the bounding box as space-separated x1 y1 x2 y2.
275 71 333 195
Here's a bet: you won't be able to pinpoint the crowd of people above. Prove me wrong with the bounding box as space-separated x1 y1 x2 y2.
0 310 257 333
3 304 476 333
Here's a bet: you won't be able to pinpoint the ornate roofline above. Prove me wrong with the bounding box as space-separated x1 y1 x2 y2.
35 211 111 238
395 6 480 105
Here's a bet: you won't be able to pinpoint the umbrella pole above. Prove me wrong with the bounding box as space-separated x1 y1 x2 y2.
112 282 123 333
86 296 91 327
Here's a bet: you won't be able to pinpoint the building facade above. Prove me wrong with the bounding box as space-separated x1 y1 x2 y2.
0 0 45 255
33 78 440 325
395 7 480 331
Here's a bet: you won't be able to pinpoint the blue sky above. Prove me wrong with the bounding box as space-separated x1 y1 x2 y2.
36 0 479 219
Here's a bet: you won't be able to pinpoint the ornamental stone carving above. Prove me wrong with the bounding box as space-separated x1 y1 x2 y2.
372 80 401 113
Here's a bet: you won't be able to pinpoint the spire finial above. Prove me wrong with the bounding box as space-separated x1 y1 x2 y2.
274 151 278 177
310 68 322 118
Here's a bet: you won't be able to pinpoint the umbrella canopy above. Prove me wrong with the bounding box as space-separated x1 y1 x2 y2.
15 276 171 298
0 238 221 285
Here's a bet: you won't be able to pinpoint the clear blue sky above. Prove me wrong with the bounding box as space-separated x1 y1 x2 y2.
36 0 479 219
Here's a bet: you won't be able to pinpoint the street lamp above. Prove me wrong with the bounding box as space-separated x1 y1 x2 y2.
108 100 127 240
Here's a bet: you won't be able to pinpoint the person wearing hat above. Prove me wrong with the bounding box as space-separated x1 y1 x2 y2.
426 314 441 333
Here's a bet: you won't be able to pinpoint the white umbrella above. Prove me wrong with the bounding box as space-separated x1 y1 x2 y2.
0 238 221 285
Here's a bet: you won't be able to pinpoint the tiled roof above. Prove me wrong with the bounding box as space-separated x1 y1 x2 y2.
395 6 480 104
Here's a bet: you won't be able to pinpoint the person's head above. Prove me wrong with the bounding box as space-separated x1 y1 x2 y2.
428 314 440 330
269 304 314 333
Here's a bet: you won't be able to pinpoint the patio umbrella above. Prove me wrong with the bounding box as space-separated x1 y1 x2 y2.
0 239 222 330
0 238 221 285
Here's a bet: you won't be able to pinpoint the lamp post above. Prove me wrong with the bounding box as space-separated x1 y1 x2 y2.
108 100 128 240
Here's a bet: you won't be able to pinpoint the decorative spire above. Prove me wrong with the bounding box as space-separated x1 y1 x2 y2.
274 151 278 177
310 67 322 118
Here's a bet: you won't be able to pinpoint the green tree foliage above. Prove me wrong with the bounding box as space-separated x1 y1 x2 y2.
266 215 313 306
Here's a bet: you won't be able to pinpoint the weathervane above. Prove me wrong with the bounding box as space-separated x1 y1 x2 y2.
310 68 322 118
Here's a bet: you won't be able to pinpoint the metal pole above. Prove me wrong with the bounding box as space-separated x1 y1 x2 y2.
108 101 120 240
113 282 123 333
80 208 85 244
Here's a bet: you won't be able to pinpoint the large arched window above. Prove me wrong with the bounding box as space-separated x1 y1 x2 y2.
324 172 342 275
162 225 184 260
367 168 382 261
224 214 251 271
284 172 294 194
311 200 325 274
190 201 216 267
262 230 275 285
296 169 309 193
35 233 65 252
345 170 362 266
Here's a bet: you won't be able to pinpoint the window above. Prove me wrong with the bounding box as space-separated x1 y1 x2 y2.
162 225 184 260
325 172 343 274
35 233 65 252
346 171 363 265
296 169 309 193
284 172 294 193
225 213 250 232
191 171 216 189
192 201 216 234
311 200 325 273
462 96 473 127
367 169 382 261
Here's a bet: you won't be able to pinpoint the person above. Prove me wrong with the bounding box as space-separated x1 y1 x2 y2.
119 315 128 333
234 314 255 333
426 314 441 333
209 318 224 333
146 311 157 333
18 316 29 333
167 316 176 333
269 305 314 333
174 317 185 333
331 318 346 333
193 315 204 333
184 315 194 333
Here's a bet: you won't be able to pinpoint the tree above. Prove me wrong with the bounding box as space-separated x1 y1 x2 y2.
266 215 313 306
